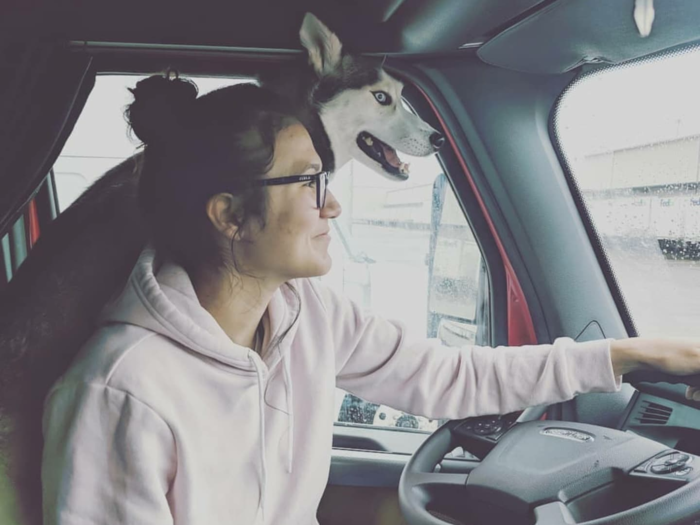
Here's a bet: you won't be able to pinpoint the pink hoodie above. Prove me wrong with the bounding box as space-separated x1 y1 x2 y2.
41 246 621 525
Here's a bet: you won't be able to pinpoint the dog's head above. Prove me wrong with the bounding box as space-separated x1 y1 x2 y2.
300 13 444 181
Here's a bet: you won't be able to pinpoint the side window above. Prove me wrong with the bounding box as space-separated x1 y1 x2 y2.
0 218 26 287
325 134 487 433
0 198 44 287
53 75 488 435
555 45 700 338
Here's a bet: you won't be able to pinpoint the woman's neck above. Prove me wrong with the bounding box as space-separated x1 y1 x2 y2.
192 269 278 351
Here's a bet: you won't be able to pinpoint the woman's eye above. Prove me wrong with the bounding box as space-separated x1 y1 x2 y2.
373 91 392 106
305 180 316 188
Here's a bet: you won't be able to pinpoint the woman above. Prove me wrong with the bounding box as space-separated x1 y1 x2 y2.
41 74 700 525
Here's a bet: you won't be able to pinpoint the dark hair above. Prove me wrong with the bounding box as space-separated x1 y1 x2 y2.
125 73 299 277
126 72 303 352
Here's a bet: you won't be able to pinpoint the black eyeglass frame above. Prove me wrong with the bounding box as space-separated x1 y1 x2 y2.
252 171 330 209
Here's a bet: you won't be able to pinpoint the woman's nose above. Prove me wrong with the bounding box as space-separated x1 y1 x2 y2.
321 190 342 218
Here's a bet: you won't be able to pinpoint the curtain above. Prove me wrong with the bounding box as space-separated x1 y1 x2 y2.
0 42 95 236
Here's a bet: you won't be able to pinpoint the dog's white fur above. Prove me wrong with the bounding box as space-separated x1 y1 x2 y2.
300 13 441 180
322 70 440 175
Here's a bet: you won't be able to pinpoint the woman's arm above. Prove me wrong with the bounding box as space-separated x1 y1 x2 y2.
314 281 619 419
611 338 700 402
610 338 700 377
314 281 700 419
42 382 176 525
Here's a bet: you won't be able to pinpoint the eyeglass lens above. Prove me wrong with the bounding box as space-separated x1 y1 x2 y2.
319 173 327 209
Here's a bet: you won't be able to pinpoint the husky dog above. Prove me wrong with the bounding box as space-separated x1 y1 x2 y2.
0 12 442 524
270 14 444 179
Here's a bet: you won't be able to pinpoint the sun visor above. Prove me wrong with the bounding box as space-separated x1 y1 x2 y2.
477 0 700 74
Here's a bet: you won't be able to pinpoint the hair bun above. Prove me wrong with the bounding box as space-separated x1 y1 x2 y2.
126 72 198 146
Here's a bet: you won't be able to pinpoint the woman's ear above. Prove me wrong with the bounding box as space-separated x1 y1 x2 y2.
205 193 246 241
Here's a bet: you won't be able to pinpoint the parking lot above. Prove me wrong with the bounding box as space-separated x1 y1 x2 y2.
338 223 700 342
605 238 700 338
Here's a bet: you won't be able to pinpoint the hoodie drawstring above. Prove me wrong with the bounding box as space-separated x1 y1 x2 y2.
281 350 294 474
249 332 295 524
249 351 267 523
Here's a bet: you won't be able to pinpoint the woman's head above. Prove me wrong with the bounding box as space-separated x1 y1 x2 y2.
126 73 341 285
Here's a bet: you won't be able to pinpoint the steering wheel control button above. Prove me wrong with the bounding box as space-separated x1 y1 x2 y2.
474 420 503 435
646 451 693 476
540 428 594 443
458 416 511 439
651 464 673 474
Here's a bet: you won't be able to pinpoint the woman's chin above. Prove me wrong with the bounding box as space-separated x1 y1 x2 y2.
308 253 333 278
282 257 332 281
315 257 333 277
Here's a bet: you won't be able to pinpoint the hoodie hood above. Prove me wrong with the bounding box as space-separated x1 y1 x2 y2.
102 246 298 372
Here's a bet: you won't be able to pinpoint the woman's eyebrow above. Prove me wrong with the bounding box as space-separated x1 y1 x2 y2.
289 161 321 174
303 162 322 172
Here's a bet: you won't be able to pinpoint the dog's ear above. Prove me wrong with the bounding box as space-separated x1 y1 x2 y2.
300 12 343 78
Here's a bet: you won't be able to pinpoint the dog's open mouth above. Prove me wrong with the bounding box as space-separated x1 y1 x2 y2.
357 132 410 179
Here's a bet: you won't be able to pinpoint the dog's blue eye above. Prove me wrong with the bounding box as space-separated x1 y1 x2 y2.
373 91 392 106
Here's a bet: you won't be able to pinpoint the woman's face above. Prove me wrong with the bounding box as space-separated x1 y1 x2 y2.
238 122 342 283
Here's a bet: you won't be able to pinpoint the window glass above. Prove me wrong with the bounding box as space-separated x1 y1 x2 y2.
1 233 11 285
55 75 487 434
326 142 487 432
555 46 700 338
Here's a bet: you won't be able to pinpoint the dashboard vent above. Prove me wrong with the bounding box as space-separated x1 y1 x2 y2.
635 400 673 425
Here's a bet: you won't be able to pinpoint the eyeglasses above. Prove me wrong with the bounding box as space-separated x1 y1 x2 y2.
252 171 330 209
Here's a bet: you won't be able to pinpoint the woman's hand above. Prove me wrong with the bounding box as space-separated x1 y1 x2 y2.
688 387 700 402
610 338 700 401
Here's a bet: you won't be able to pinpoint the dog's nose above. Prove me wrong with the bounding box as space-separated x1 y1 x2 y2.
430 132 445 150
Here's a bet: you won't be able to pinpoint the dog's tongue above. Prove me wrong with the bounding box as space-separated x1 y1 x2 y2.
380 143 401 168
380 143 410 175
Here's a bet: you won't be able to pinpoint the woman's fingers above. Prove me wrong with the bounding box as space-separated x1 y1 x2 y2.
686 386 700 402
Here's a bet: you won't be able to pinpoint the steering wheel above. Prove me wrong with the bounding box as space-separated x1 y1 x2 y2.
399 373 700 525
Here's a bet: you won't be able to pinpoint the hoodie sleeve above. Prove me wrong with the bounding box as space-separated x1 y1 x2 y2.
42 382 176 525
313 282 621 419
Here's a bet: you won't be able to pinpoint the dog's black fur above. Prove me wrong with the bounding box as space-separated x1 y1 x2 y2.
0 155 147 524
0 27 392 525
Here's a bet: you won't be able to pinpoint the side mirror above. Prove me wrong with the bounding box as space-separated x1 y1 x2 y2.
426 173 489 346
437 317 477 346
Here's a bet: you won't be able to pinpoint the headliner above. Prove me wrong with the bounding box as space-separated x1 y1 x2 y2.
1 0 546 54
2 0 700 73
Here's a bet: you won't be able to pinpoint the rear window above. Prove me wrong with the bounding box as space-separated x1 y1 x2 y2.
555 45 700 338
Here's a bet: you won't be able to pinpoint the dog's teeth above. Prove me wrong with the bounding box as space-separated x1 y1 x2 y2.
399 162 411 175
364 136 374 146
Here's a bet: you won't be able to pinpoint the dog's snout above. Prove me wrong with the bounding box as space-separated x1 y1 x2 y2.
430 132 445 150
